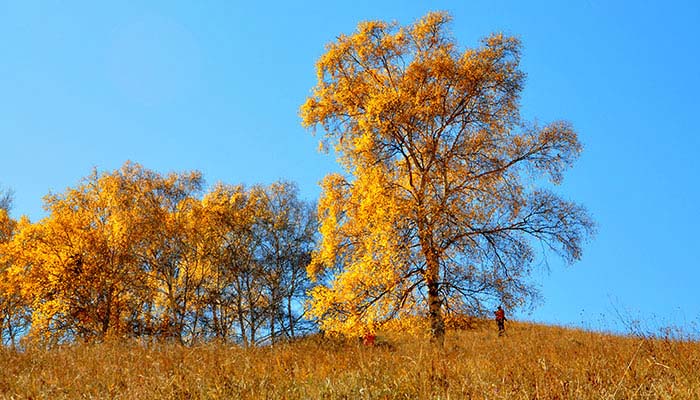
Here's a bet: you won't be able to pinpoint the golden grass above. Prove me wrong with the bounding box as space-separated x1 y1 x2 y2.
1 321 699 399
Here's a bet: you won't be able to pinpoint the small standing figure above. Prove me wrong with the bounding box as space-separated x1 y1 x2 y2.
361 332 376 346
494 305 506 336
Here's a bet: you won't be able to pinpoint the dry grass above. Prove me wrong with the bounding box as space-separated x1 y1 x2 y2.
1 321 699 399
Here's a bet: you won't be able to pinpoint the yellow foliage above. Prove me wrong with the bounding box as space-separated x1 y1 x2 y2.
301 12 593 340
2 163 316 346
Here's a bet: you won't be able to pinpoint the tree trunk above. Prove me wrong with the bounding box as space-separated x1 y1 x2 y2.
287 294 295 338
421 228 445 346
270 307 275 345
101 289 112 339
426 251 445 346
236 295 248 347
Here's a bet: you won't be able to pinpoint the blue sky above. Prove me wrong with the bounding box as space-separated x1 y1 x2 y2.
1 1 699 335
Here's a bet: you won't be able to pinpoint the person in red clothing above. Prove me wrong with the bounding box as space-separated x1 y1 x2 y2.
494 305 506 336
362 332 376 346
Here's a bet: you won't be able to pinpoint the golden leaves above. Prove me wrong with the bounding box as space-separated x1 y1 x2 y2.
3 163 319 345
301 12 592 339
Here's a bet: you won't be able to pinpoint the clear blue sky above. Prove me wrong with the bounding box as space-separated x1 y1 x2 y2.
2 1 699 335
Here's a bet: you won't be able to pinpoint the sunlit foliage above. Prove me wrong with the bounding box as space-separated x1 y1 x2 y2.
0 190 30 347
301 11 594 342
0 163 316 346
200 182 317 345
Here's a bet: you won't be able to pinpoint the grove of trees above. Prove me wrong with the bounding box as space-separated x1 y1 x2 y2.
0 163 317 346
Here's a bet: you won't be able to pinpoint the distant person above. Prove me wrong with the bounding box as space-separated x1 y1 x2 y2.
361 332 376 346
494 305 506 336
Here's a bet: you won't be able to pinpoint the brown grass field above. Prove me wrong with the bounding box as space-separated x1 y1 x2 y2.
0 321 698 399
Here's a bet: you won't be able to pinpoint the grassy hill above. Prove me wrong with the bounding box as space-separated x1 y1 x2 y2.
1 321 698 399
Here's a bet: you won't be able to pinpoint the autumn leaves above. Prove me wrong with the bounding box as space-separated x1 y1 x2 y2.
0 162 316 345
301 12 593 342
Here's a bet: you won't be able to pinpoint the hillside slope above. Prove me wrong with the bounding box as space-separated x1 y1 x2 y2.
0 321 698 399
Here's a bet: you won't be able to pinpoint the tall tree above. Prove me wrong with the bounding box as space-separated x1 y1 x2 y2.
301 12 594 343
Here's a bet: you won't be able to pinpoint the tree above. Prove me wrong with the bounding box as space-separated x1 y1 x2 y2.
126 164 206 344
6 165 151 343
256 181 317 342
199 182 317 345
0 186 12 212
199 183 266 345
5 163 204 344
301 12 594 344
0 188 31 347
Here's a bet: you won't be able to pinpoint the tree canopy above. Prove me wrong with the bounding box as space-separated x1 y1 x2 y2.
0 163 317 346
301 11 594 343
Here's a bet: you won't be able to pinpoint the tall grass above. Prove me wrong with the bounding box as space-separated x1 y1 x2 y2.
1 321 698 399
